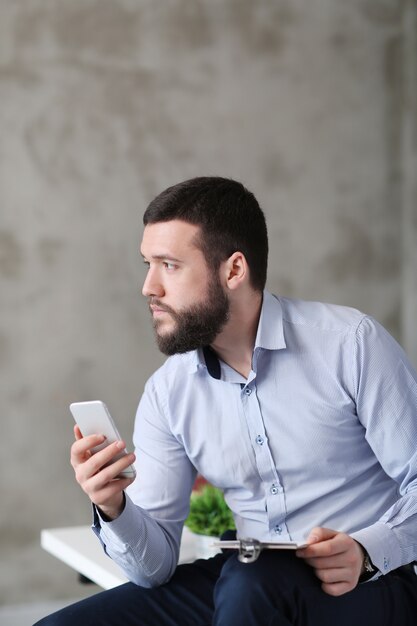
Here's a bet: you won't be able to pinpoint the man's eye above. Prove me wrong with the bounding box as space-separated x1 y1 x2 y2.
164 262 176 271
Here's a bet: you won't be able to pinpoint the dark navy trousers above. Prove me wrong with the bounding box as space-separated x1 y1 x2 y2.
34 550 417 626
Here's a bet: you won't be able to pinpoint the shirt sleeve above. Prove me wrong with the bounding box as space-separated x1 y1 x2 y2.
92 376 197 587
350 316 417 574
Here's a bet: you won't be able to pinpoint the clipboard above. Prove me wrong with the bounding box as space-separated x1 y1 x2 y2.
212 538 307 563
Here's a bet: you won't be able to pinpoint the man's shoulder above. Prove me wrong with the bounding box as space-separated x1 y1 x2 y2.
276 295 366 333
147 350 198 386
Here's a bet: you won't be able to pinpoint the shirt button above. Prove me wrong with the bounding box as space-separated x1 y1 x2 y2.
244 388 252 396
270 484 279 495
274 525 282 534
255 435 264 445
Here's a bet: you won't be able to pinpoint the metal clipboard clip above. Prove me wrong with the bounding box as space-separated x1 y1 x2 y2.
237 538 262 563
212 538 305 564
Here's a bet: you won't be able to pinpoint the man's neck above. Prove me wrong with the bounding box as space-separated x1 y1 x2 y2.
211 290 263 379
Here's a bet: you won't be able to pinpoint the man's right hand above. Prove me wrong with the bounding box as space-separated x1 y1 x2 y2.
70 425 136 521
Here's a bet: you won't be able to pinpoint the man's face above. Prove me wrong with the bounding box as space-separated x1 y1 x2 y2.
140 220 229 355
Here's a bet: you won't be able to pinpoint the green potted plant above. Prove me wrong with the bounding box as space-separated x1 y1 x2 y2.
185 484 236 558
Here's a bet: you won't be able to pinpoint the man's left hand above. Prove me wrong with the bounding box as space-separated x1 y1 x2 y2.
296 527 365 596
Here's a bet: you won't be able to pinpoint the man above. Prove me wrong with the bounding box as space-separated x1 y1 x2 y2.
37 177 417 625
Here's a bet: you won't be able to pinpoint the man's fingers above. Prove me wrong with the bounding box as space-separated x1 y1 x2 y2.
81 454 135 503
297 528 365 596
75 440 132 481
86 471 134 496
69 427 135 519
74 424 83 441
312 562 360 596
314 566 351 584
83 476 134 509
71 433 106 458
89 450 136 485
321 581 353 597
70 434 105 470
306 526 338 545
297 530 348 559
306 544 361 571
303 555 342 570
82 441 124 475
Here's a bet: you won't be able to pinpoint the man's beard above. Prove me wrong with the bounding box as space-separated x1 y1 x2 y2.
150 276 230 356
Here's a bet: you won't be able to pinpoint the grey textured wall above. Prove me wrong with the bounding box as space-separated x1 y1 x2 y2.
1 0 416 606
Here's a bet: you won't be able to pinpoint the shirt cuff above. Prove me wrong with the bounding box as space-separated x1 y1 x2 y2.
351 520 403 575
92 493 143 552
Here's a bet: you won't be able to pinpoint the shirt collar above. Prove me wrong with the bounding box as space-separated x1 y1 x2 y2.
254 290 286 351
191 290 286 377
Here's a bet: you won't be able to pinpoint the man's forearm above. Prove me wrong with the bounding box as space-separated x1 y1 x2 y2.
92 493 182 588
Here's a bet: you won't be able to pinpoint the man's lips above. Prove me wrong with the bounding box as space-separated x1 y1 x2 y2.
149 302 174 317
150 306 166 316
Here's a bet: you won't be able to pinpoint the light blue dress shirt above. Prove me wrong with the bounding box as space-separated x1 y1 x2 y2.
94 291 417 587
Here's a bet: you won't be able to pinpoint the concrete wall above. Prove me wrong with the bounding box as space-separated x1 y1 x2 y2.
402 0 417 367
1 0 415 605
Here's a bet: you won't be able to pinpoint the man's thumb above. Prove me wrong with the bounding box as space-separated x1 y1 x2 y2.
306 527 336 545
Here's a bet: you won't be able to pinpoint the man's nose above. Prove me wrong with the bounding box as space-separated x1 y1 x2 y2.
142 268 164 298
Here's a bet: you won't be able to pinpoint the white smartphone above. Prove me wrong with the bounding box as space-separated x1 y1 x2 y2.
69 400 136 479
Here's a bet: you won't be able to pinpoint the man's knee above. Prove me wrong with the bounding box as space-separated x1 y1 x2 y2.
32 585 138 626
33 606 81 626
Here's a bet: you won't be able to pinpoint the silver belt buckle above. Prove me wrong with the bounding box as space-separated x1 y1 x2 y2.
238 538 262 563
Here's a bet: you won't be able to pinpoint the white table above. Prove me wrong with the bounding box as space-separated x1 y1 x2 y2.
41 525 200 590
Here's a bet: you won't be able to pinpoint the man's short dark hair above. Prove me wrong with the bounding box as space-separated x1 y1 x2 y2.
143 177 268 291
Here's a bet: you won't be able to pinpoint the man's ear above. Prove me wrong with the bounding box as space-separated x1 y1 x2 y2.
222 251 248 290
